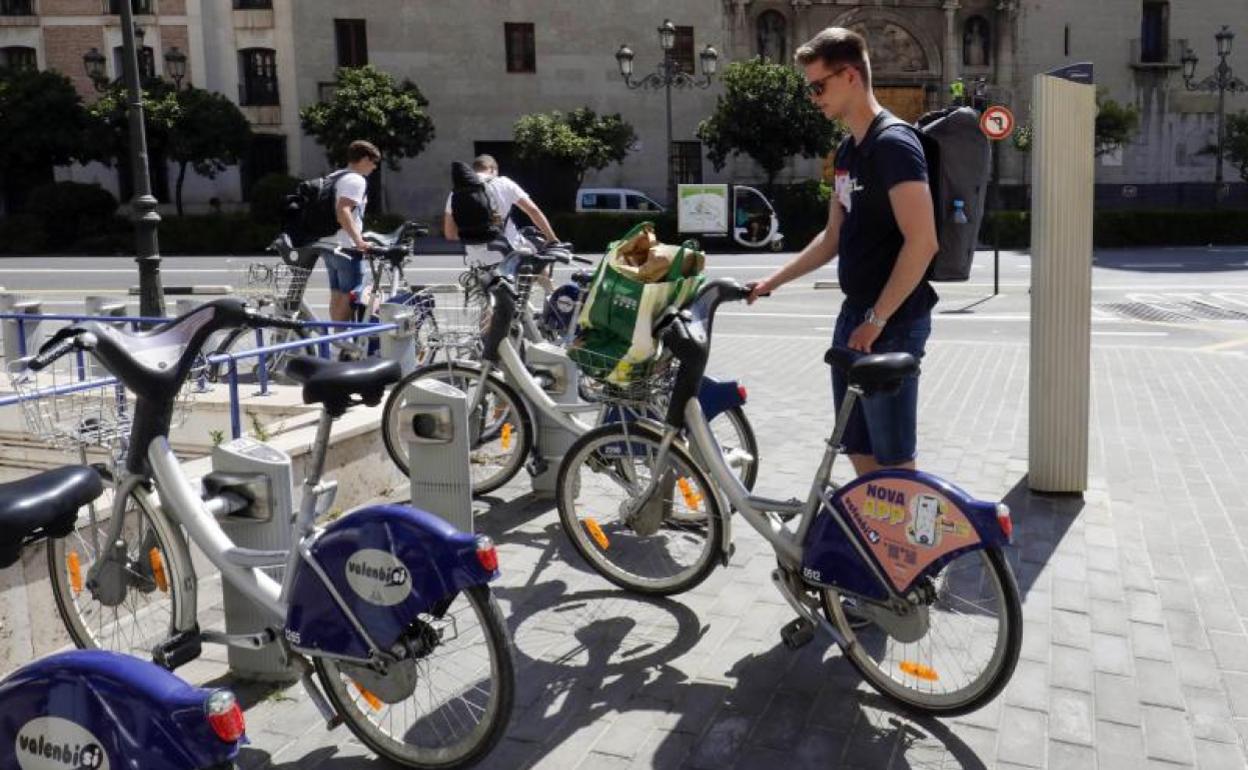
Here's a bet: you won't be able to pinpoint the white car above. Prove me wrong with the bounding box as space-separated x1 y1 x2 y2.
576 188 665 214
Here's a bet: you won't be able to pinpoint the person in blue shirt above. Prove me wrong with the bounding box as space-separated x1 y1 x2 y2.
749 27 939 477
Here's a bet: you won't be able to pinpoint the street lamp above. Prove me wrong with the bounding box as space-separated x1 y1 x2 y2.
1181 25 1248 200
81 11 165 318
164 46 187 90
615 19 719 205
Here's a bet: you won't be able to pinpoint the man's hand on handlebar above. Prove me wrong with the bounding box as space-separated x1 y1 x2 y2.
745 281 772 305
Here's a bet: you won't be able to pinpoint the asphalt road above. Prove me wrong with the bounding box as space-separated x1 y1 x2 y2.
2 245 1248 354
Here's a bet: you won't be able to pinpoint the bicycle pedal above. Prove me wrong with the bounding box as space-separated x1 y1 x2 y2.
780 617 815 650
152 624 203 671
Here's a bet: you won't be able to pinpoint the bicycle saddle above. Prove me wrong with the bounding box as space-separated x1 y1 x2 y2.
0 466 103 568
284 356 402 417
824 348 919 396
570 269 594 287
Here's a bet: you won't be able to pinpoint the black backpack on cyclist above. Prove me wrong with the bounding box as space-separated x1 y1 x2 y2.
282 169 349 247
449 161 504 244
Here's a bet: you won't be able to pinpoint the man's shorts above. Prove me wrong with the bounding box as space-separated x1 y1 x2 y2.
321 248 364 296
830 306 931 466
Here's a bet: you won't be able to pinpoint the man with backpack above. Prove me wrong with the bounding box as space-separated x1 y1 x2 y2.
316 140 381 323
443 154 559 261
748 27 941 477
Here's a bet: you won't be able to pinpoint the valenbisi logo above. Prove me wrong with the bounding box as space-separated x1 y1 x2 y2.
344 549 412 607
16 717 109 770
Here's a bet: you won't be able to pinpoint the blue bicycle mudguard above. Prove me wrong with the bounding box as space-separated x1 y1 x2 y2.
601 375 746 425
284 504 498 660
801 469 1012 601
0 650 241 770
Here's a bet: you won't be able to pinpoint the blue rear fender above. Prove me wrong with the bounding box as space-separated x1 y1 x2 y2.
285 504 497 660
695 375 745 420
0 650 239 769
802 470 1009 600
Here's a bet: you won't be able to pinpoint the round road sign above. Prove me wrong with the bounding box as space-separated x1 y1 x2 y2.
980 105 1015 141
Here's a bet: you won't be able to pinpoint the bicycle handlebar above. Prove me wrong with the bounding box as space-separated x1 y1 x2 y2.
243 310 304 332
28 336 78 372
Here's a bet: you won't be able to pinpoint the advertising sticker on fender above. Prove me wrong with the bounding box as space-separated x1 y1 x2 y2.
980 105 1015 142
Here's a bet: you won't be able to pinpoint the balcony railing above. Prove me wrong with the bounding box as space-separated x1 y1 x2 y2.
1131 38 1187 70
233 0 271 8
0 0 34 16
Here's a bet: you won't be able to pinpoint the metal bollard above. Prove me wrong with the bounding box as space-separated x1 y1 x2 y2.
399 378 472 532
208 437 300 681
521 341 584 498
378 303 419 376
0 293 43 363
84 296 128 379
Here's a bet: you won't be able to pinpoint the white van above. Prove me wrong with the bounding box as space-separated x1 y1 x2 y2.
576 188 665 214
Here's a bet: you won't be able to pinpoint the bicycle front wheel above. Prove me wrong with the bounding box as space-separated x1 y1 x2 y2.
709 405 759 492
382 362 532 495
48 485 188 658
315 585 514 769
556 421 723 596
820 546 1022 716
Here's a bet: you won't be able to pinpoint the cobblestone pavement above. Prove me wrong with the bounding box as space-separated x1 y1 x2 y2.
184 332 1248 769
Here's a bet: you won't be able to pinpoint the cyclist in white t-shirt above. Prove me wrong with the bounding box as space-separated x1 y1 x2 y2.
443 154 559 261
320 140 380 323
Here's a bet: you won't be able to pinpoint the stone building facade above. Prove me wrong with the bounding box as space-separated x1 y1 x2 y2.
5 0 1247 216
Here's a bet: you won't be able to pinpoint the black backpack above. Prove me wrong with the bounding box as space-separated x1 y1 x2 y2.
282 169 349 247
866 107 990 282
449 161 504 243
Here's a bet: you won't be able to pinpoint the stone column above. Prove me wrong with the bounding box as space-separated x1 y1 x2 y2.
943 0 961 94
790 0 812 48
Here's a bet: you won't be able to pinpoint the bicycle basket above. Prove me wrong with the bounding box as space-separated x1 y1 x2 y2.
568 338 674 408
234 259 312 306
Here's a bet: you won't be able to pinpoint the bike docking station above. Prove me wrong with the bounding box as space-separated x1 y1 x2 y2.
1028 62 1095 494
399 378 473 532
83 296 128 379
207 436 301 682
519 340 587 498
377 301 421 377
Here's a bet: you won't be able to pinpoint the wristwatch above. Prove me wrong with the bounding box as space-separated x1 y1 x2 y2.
864 307 888 328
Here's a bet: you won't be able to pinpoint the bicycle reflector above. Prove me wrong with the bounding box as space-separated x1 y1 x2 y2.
205 689 245 743
737 384 748 402
996 503 1013 542
476 535 499 572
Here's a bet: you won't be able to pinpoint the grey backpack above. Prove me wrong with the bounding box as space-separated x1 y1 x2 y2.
871 107 991 282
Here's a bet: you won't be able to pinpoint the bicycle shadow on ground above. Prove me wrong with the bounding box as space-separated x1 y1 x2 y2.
1001 474 1084 599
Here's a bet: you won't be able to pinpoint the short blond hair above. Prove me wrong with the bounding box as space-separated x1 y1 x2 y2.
794 27 872 89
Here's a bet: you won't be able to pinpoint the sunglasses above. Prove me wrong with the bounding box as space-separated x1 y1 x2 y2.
805 67 849 98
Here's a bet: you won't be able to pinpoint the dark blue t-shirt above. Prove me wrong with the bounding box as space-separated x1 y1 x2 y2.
833 111 938 322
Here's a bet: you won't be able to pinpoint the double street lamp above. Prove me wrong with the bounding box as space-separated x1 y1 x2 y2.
615 19 719 205
80 11 183 318
1181 26 1248 197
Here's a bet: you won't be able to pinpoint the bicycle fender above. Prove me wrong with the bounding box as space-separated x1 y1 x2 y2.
284 504 497 660
0 650 241 769
801 470 1009 600
695 376 745 421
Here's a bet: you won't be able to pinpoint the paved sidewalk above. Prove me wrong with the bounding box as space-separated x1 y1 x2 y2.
201 335 1248 769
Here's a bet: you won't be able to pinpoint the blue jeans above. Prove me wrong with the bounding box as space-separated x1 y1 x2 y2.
322 250 364 296
830 307 931 465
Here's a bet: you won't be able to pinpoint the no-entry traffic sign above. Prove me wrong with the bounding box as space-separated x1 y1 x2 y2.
980 105 1015 141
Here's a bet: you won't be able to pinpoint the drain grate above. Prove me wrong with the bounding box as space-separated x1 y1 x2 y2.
1098 301 1248 323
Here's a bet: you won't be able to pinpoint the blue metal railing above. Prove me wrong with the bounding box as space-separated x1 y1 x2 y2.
0 312 396 440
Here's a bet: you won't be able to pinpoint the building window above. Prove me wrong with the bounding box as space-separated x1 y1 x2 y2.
113 45 156 81
1140 2 1169 63
672 26 695 74
963 16 990 67
0 46 36 71
233 0 271 8
335 19 368 68
756 11 786 63
671 141 703 185
239 48 278 106
0 0 34 16
505 22 535 73
108 0 154 14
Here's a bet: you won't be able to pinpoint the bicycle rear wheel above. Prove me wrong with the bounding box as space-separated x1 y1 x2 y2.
315 585 514 769
48 485 189 659
820 546 1022 716
206 324 315 384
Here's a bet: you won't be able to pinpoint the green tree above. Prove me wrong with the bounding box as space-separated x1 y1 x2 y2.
513 107 637 208
87 77 181 192
1222 111 1248 183
1011 90 1140 157
300 65 435 210
0 68 104 211
697 58 842 192
166 87 251 215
